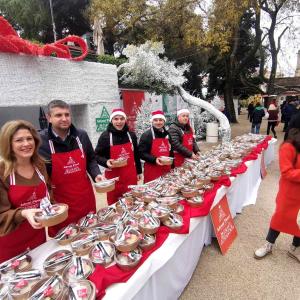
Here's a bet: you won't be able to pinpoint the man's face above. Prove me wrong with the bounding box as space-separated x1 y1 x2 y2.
178 113 189 125
48 107 71 131
152 118 165 129
112 115 126 130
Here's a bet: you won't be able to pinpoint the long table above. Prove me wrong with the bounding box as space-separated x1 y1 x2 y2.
30 139 276 300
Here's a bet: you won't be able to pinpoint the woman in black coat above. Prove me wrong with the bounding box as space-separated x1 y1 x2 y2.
95 109 142 205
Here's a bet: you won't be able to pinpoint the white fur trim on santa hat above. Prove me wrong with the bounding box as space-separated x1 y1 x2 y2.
110 109 127 121
177 108 190 116
150 113 166 122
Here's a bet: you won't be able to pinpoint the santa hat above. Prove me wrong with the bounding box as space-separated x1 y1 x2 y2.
150 110 166 122
110 108 127 121
177 108 190 116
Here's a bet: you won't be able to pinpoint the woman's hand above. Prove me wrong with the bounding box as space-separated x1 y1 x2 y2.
21 209 43 229
137 174 143 182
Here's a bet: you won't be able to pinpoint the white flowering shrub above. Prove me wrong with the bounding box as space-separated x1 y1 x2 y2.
118 41 190 95
119 41 231 142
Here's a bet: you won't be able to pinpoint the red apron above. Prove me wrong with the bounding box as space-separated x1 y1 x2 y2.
144 127 171 183
270 144 300 236
0 168 47 263
105 132 137 205
174 129 194 168
48 137 96 236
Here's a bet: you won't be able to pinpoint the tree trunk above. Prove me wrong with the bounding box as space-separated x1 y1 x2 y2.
266 13 277 95
224 57 237 123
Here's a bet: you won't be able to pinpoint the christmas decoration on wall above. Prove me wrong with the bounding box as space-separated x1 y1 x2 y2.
96 106 110 132
0 16 88 61
118 41 231 142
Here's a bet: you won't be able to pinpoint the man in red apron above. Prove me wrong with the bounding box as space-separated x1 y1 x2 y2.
95 109 142 205
168 108 200 167
139 110 173 183
39 100 103 236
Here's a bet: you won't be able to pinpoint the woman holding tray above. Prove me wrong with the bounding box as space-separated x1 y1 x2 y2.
254 128 300 262
139 110 173 183
95 109 142 205
0 120 50 263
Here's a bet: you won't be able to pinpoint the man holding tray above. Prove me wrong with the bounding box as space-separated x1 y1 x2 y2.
39 100 103 236
139 110 173 183
168 108 200 167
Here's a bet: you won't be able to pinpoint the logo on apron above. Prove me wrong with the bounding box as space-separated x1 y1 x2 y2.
64 156 81 175
158 141 168 153
188 137 193 146
20 191 40 208
119 147 130 160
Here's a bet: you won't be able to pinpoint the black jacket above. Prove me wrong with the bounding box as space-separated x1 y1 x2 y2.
95 123 142 174
39 124 101 181
168 120 199 158
138 126 173 164
251 107 265 124
284 110 300 140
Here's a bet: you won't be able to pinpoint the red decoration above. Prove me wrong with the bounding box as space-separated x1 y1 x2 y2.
0 17 88 61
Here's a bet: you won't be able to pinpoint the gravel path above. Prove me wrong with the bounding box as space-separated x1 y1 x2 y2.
180 111 300 300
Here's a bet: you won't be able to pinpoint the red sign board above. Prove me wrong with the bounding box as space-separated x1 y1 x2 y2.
210 195 237 255
121 90 145 131
260 151 267 179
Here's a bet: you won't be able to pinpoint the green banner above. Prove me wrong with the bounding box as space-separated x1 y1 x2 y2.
96 106 110 132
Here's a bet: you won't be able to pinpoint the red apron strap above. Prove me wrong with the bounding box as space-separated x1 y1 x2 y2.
34 167 51 199
75 136 85 159
49 137 84 158
49 140 55 154
9 171 15 186
110 132 133 146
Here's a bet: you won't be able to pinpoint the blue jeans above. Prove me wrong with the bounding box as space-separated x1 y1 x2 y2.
251 122 261 134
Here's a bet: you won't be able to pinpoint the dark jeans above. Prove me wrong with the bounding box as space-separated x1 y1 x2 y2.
267 122 277 137
266 228 300 247
251 122 261 134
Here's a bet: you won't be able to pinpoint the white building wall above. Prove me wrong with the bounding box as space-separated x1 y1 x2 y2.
0 53 120 146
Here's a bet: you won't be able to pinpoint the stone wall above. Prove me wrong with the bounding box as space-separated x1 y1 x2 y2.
0 53 120 146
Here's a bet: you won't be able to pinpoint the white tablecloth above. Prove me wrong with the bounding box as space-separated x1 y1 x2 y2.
30 139 276 300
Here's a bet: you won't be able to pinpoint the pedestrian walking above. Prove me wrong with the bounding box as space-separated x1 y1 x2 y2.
95 109 142 205
266 101 279 138
282 100 298 132
254 128 300 262
251 102 265 134
247 101 254 122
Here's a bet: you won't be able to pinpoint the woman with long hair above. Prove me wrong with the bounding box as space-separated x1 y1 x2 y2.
0 120 50 262
254 128 300 262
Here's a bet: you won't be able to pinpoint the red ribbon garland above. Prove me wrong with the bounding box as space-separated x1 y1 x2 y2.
0 17 88 61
